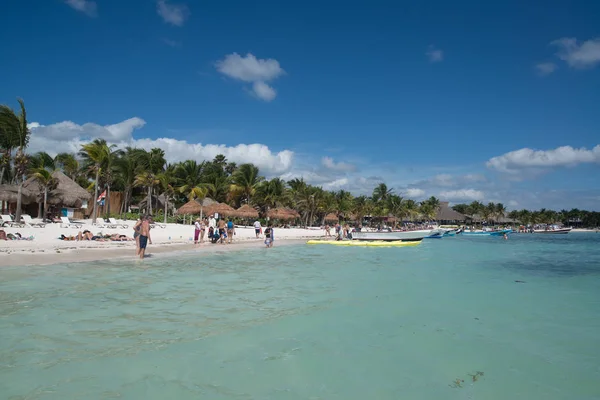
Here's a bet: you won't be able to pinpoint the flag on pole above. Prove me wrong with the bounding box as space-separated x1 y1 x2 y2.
97 190 107 203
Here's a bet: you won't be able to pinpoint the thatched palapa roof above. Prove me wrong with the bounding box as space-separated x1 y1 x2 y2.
267 207 296 220
23 171 90 208
235 204 259 218
436 202 467 221
0 184 36 204
203 202 235 217
324 213 339 222
176 200 203 215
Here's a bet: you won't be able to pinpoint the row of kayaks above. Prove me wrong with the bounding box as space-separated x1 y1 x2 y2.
306 240 421 247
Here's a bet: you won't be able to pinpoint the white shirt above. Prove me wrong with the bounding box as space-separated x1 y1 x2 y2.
195 221 201 230
209 217 216 228
253 220 261 229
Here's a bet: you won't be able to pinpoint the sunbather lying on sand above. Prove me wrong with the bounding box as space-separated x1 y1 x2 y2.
0 230 33 240
58 231 134 242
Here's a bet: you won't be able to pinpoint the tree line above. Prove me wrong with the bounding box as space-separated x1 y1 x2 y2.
2 98 599 227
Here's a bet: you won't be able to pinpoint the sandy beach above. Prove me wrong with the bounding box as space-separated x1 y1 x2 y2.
0 219 325 267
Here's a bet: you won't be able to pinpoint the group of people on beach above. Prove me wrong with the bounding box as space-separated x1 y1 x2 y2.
191 215 274 248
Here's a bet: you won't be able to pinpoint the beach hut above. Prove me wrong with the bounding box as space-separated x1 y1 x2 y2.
235 204 259 219
0 184 36 205
22 171 91 218
435 202 467 224
176 200 203 215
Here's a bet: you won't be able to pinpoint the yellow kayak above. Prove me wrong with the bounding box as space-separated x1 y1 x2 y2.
306 240 421 247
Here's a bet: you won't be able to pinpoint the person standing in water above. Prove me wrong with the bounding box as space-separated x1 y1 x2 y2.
264 224 274 248
133 217 142 254
138 215 152 259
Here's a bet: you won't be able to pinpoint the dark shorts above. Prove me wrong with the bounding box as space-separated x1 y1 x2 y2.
219 228 225 236
139 235 148 249
255 228 260 234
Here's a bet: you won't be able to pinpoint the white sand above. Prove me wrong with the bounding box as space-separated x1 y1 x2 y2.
0 218 326 267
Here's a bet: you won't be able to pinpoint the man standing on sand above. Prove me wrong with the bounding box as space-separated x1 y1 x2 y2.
218 218 227 244
138 215 152 259
253 219 262 238
209 214 216 230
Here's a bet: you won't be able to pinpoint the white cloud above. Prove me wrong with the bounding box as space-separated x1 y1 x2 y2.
215 53 285 101
551 37 600 69
251 81 277 102
321 156 356 172
439 189 485 201
426 45 443 63
404 188 425 198
65 0 97 17
27 118 294 174
535 62 557 76
486 145 600 173
323 178 349 191
156 0 189 27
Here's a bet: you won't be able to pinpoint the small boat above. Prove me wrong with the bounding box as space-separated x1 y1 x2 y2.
352 228 442 242
533 227 572 234
307 240 421 247
461 229 512 237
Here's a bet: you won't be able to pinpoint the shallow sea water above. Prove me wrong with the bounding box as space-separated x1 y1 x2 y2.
1 233 600 399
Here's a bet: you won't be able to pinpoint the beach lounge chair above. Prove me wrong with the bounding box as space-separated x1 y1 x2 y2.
150 222 166 229
1 215 24 228
109 218 129 228
22 215 46 228
60 217 82 229
93 218 116 228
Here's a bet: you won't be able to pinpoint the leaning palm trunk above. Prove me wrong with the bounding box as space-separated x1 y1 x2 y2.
106 184 111 217
15 182 23 223
163 197 168 224
42 187 48 221
147 185 152 215
92 168 100 221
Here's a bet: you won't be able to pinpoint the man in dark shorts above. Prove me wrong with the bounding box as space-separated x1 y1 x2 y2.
218 218 227 244
138 215 152 259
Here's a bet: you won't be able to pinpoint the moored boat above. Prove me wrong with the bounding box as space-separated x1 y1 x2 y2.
533 227 572 234
352 228 440 242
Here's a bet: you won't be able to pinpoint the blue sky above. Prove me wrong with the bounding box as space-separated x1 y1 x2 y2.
1 0 599 210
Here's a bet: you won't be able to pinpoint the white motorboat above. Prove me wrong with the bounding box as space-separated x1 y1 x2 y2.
352 229 441 242
533 227 572 234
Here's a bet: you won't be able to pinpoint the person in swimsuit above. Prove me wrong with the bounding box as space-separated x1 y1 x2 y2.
218 218 226 244
226 219 235 244
264 225 274 248
138 215 152 259
133 218 142 253
194 218 202 244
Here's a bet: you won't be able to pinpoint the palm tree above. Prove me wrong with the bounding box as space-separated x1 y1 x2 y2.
372 183 393 203
176 160 207 200
55 152 80 180
255 178 288 214
404 199 419 221
80 139 116 221
230 163 263 204
134 171 160 215
495 203 506 223
30 168 58 221
351 195 369 225
158 165 177 224
0 98 30 222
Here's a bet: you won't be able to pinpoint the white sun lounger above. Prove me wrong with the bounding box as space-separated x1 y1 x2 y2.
60 217 82 229
1 215 24 228
22 215 46 228
93 218 117 228
109 218 129 228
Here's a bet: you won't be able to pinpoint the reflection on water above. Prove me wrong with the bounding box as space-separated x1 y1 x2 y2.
1 234 600 399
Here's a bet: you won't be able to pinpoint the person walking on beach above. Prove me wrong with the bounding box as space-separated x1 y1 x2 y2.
218 218 227 244
194 218 202 244
138 216 152 259
200 218 207 243
226 218 235 244
264 225 273 248
133 217 142 253
253 219 262 238
209 214 216 230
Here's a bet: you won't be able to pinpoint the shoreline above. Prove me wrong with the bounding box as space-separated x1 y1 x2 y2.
0 238 309 268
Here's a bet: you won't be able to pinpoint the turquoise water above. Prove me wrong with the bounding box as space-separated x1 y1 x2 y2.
1 233 600 399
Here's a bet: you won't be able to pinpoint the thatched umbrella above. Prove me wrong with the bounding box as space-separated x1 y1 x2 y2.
267 207 296 220
0 184 36 204
176 200 203 215
235 204 259 218
325 213 338 222
204 202 236 217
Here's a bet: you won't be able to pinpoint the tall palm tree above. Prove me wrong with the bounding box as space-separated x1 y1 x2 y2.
114 147 138 216
255 178 288 213
158 164 177 224
351 195 370 225
134 171 160 215
55 152 80 180
30 168 58 221
0 98 30 222
176 160 207 200
230 163 263 204
80 139 116 221
372 183 393 203
495 203 506 223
